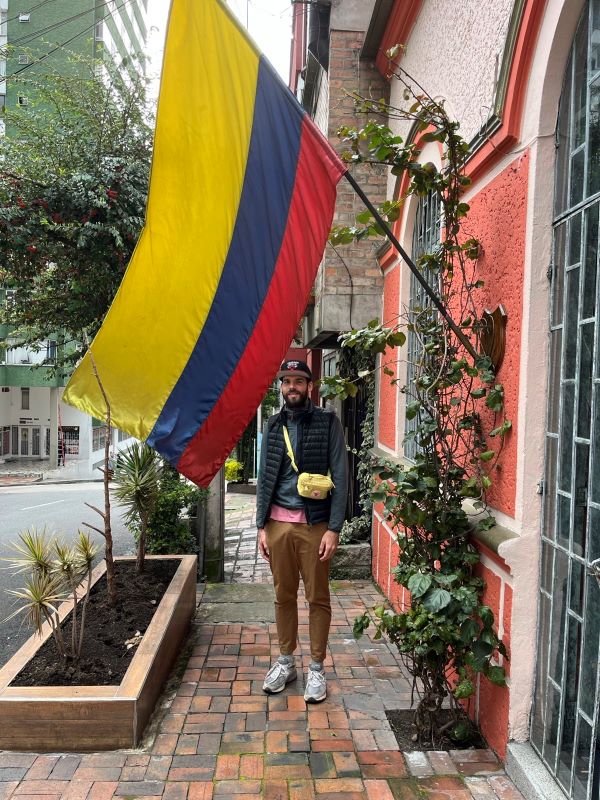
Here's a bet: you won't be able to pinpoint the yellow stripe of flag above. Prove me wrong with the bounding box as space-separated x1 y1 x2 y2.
63 0 260 439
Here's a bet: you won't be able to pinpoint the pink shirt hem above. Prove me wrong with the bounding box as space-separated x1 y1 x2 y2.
270 504 307 523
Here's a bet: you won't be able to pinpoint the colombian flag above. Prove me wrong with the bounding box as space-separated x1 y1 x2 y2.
63 0 346 486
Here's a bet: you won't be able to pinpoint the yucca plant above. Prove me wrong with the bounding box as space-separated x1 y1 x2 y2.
5 571 67 657
3 527 99 664
7 527 54 576
74 531 98 657
112 442 162 574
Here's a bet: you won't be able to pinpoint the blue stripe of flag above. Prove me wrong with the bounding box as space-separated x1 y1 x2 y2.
147 58 305 462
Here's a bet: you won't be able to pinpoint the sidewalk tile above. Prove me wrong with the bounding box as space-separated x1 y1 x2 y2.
0 782 19 800
365 779 395 800
86 782 118 800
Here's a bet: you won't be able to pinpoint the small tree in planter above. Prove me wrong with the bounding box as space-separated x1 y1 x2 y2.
324 64 510 746
4 527 98 663
145 464 208 555
112 442 162 575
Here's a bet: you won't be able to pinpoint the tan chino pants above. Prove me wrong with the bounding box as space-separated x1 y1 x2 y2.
265 519 331 663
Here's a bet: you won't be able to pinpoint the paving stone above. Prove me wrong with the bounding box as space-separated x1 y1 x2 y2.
387 778 422 799
488 775 526 799
0 773 27 784
187 783 213 800
86 782 118 800
262 781 289 800
71 770 123 784
403 751 434 778
0 760 36 771
114 782 165 796
0 781 19 800
464 777 499 798
314 777 365 793
145 756 172 781
239 755 263 779
162 782 189 800
196 734 223 754
212 779 261 795
288 780 316 800
79 756 126 769
13 781 69 795
365 779 396 800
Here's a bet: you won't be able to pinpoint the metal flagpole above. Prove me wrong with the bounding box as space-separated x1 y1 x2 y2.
343 171 479 362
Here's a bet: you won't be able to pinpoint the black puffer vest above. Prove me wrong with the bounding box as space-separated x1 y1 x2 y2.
256 402 333 528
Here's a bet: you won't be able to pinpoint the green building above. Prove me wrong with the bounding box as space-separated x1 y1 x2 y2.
0 1 147 468
1 0 147 118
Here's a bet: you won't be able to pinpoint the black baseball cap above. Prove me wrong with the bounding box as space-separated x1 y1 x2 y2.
276 359 312 381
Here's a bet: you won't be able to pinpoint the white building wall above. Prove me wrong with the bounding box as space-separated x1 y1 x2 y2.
386 0 515 196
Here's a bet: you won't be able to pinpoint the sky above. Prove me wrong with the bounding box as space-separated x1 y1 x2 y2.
145 0 294 87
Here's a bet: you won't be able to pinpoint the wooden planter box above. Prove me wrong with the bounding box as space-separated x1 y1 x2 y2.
0 554 197 752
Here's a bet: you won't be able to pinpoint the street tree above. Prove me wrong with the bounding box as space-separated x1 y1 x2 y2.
0 54 154 368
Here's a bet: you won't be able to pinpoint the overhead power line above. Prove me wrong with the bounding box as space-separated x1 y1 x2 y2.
4 0 131 51
7 0 137 80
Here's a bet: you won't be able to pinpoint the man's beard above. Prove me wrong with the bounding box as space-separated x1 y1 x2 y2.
284 388 308 408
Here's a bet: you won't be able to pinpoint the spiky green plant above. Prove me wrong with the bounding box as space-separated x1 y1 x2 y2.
74 531 98 657
112 442 162 574
5 572 67 657
53 541 83 656
3 528 100 664
3 527 55 576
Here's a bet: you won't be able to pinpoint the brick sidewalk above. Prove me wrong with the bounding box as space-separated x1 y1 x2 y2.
0 492 525 800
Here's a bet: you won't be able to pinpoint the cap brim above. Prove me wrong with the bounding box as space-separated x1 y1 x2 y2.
277 370 312 380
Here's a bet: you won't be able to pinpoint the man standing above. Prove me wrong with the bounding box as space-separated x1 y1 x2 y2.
256 359 348 703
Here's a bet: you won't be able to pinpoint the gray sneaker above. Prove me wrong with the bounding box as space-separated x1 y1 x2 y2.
304 667 327 703
262 660 297 694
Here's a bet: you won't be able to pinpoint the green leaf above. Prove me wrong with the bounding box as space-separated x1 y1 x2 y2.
389 331 406 347
480 605 494 626
460 618 480 643
472 639 494 660
454 679 475 699
476 516 496 532
422 587 452 612
405 401 420 421
485 384 504 412
353 613 370 639
471 388 486 399
489 419 512 437
434 573 458 586
486 665 507 686
479 450 495 462
407 572 433 598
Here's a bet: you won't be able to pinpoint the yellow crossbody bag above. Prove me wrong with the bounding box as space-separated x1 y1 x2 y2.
282 425 335 500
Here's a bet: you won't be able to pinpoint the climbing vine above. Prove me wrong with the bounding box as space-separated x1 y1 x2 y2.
322 59 511 747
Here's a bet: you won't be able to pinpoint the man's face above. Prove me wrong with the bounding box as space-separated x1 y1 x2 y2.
281 376 311 408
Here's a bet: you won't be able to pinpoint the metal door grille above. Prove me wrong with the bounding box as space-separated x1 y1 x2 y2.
531 3 600 798
404 190 441 460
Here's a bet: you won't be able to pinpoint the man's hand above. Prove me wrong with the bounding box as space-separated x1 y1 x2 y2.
258 528 270 561
319 530 339 562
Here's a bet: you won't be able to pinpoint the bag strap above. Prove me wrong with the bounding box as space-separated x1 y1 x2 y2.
282 426 299 473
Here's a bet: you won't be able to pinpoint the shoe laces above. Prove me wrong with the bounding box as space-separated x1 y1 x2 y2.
267 661 289 680
307 668 326 688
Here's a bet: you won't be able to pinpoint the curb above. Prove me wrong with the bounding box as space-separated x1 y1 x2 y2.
0 477 103 488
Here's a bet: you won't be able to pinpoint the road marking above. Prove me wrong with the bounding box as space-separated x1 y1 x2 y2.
21 500 66 510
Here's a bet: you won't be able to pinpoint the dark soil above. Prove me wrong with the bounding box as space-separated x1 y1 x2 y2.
10 559 179 687
386 708 487 752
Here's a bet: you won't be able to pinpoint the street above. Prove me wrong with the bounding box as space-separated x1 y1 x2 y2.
0 482 134 663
